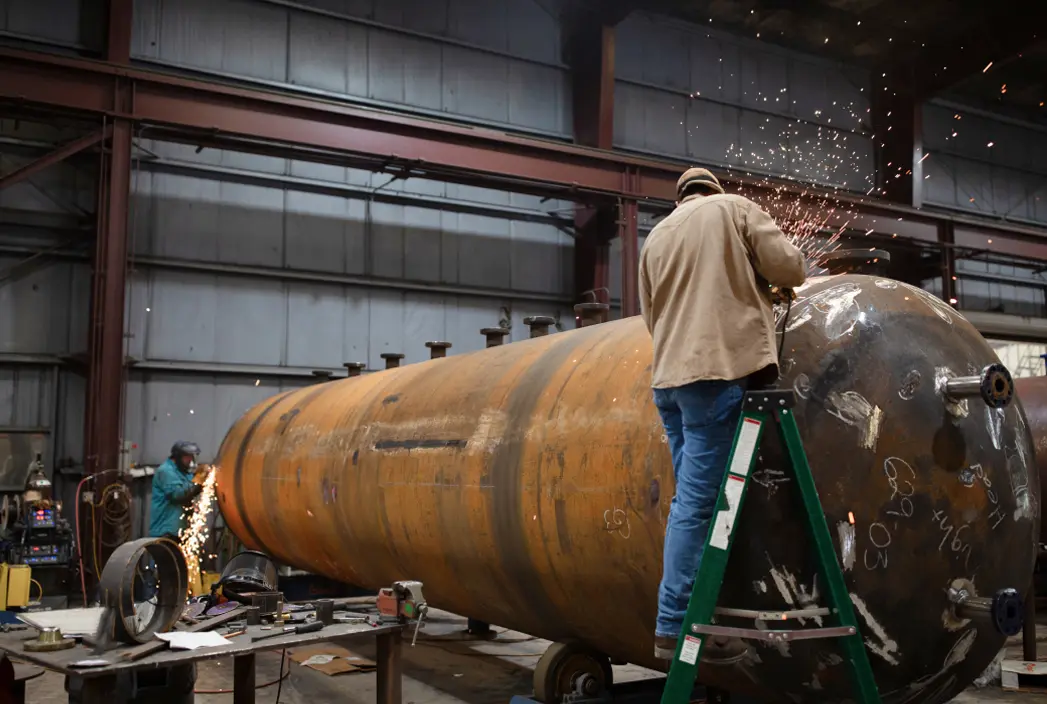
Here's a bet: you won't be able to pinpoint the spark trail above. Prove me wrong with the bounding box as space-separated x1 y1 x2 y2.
179 467 218 593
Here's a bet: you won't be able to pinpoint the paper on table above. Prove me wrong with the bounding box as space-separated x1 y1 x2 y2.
18 607 105 636
155 631 231 650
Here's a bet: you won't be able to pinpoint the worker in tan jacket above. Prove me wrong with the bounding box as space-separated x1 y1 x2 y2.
640 167 806 662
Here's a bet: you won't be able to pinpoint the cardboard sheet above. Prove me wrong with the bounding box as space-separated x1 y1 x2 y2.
288 644 376 675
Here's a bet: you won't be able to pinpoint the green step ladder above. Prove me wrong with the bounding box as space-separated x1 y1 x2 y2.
659 389 882 704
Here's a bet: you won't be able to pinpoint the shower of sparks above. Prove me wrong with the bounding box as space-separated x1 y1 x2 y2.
709 100 873 264
179 468 218 592
668 37 1019 289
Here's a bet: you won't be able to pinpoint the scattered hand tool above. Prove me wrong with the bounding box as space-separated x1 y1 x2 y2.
250 620 324 642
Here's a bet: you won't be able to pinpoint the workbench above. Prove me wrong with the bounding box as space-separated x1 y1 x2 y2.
0 621 405 704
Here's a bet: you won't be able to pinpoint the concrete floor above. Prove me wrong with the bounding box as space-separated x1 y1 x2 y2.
14 609 1047 704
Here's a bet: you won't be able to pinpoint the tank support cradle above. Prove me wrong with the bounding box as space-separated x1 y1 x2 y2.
659 389 883 704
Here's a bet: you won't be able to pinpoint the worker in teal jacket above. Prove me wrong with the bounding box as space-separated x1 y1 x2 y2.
149 441 204 540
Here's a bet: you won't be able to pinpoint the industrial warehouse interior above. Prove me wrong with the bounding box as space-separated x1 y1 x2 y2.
2 0 1047 702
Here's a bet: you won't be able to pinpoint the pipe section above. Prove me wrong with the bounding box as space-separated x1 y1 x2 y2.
381 353 405 370
574 302 609 327
524 316 556 338
425 341 452 359
481 327 509 348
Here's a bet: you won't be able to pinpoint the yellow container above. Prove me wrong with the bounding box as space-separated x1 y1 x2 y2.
4 564 31 608
201 571 221 594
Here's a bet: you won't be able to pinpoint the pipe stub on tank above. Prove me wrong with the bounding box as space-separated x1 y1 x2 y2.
949 586 1024 636
944 363 1014 409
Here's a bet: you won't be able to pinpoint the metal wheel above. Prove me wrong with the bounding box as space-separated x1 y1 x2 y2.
533 641 613 704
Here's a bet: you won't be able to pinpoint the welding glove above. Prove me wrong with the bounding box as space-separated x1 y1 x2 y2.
770 286 796 305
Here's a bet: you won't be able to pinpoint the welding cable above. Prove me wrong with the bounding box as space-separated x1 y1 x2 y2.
74 469 121 607
777 295 794 361
29 579 43 602
193 651 291 695
99 484 132 548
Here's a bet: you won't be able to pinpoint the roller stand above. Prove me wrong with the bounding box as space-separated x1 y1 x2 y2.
532 642 613 704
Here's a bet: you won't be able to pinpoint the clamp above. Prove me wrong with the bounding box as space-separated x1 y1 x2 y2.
377 580 429 646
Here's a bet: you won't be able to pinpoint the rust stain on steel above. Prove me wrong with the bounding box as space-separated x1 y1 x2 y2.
217 274 1038 703
1016 376 1047 544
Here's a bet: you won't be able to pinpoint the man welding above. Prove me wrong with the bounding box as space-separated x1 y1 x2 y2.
149 440 205 541
639 167 807 661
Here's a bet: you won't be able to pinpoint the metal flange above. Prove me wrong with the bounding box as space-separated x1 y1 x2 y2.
24 626 75 652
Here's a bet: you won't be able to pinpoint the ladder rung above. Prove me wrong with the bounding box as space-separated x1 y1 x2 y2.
692 624 856 642
714 606 831 621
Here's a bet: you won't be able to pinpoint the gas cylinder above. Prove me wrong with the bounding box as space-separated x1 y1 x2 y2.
215 274 1038 703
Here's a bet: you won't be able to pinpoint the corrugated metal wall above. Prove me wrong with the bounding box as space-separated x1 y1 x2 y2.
613 13 875 191
0 0 103 50
0 117 94 483
923 102 1047 226
131 0 571 136
121 137 576 463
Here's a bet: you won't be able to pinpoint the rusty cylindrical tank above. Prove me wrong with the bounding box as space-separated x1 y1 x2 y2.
216 274 1039 703
1016 376 1047 546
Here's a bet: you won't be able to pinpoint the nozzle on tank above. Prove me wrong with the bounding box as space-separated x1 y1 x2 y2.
425 341 452 359
481 327 510 348
943 363 1014 409
948 585 1024 636
381 353 405 370
523 315 556 338
574 303 609 328
343 362 366 378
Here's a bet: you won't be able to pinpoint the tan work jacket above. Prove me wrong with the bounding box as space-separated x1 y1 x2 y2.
639 193 807 389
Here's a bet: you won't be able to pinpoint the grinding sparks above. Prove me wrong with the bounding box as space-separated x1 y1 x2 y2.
179 468 218 594
983 61 993 73
718 105 874 263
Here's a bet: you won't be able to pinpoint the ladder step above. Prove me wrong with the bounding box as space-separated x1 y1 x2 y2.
691 624 857 643
714 606 831 621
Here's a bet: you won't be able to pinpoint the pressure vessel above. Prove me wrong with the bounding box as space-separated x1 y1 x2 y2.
216 274 1039 703
1015 376 1047 545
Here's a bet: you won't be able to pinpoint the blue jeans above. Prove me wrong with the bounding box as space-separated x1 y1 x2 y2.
653 378 747 638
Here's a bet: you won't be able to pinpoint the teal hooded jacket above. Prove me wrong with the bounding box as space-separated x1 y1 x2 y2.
149 458 196 538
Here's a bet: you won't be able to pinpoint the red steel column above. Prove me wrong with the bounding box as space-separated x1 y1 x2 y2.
871 72 923 207
84 0 133 479
619 169 639 317
568 23 615 307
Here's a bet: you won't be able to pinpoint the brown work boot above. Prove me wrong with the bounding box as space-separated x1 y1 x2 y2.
654 635 678 659
654 634 748 664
